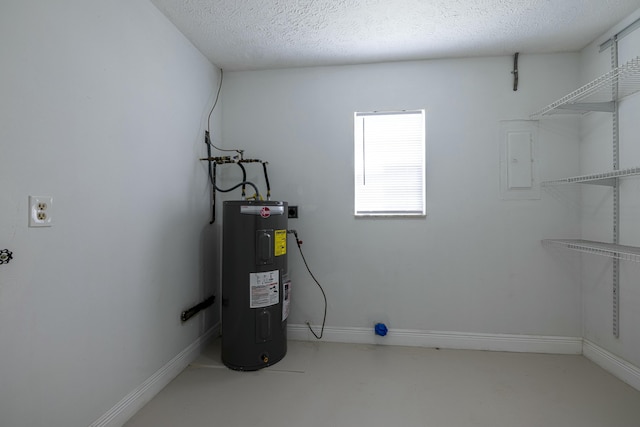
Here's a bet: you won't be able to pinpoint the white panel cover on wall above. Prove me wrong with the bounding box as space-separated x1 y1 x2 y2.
507 132 534 189
499 120 540 200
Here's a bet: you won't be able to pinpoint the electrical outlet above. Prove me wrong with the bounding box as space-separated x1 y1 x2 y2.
29 196 53 227
288 206 298 218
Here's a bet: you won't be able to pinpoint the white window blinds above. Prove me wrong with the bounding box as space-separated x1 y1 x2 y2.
354 110 426 216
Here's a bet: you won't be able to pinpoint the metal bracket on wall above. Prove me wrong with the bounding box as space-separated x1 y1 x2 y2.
512 52 519 91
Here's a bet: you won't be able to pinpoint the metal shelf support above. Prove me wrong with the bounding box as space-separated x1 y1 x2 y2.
611 40 620 338
541 166 640 187
542 239 640 263
536 44 640 338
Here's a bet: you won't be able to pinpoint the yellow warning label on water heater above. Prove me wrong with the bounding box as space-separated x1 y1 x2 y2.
275 229 287 256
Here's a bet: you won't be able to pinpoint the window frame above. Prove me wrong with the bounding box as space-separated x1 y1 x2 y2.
353 109 426 217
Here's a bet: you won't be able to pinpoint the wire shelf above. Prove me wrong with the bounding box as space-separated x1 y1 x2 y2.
531 57 640 117
542 239 640 262
542 166 640 186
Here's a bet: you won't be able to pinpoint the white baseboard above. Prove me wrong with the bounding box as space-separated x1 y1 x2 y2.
288 324 582 354
583 339 640 392
90 323 220 427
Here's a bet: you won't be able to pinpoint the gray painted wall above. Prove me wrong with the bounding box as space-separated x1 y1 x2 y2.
0 1 219 426
220 54 583 337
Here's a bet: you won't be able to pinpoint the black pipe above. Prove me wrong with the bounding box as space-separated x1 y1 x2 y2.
205 131 216 224
211 162 217 224
181 295 215 322
262 162 271 199
215 181 260 198
237 162 247 198
237 158 270 199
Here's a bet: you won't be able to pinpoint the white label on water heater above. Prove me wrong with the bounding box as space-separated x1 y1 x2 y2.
249 270 280 308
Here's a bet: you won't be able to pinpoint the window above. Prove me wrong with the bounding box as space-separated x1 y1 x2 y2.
354 110 426 216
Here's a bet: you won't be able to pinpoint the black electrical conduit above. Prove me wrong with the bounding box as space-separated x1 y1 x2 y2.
181 295 215 322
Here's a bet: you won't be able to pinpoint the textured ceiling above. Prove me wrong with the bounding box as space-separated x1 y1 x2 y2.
150 0 640 71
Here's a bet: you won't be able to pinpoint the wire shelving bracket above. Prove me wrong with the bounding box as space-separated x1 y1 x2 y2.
541 167 640 187
535 49 640 338
542 239 640 263
530 56 640 118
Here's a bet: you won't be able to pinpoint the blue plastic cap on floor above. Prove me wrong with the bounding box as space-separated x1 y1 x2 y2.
374 323 388 336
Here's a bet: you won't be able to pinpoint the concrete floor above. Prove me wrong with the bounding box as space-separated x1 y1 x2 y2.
124 339 640 427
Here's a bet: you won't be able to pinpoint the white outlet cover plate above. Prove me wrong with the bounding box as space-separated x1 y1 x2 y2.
29 196 53 227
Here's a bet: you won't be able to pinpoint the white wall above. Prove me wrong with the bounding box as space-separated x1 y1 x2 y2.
221 54 583 338
0 1 219 426
580 10 640 368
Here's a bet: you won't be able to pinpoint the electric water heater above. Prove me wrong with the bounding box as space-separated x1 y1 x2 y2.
221 200 289 370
